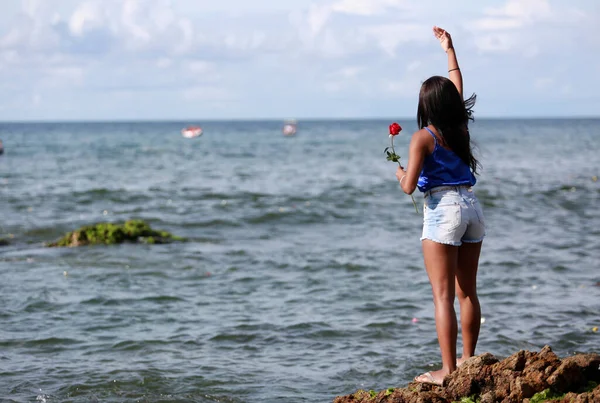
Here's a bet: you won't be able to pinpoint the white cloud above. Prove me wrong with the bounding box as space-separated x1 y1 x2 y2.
68 2 106 36
468 0 590 55
472 17 524 31
302 0 412 38
223 31 267 51
470 0 552 53
175 19 194 53
322 65 364 93
331 0 406 16
485 0 552 21
306 4 331 35
0 0 61 50
360 24 429 56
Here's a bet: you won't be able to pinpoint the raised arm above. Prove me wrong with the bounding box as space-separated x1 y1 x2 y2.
433 26 463 100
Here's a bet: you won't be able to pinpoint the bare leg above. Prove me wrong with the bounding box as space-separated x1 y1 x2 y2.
416 240 459 383
455 241 482 366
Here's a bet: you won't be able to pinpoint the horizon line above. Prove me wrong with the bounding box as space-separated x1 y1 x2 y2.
0 115 599 124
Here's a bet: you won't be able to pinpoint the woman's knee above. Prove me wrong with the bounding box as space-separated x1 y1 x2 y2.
432 289 455 306
456 278 477 300
456 290 479 304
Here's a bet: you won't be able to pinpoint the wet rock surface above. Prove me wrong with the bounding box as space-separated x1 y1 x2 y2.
333 346 599 403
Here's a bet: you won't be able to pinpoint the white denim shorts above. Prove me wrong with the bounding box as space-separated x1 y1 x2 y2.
421 186 486 246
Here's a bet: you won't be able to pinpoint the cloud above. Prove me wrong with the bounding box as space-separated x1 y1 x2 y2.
0 0 598 120
472 17 524 31
68 2 107 37
306 4 331 35
471 0 553 33
331 0 407 16
468 0 594 57
485 0 551 21
0 0 61 50
0 0 197 56
301 0 414 41
359 24 429 56
470 0 554 51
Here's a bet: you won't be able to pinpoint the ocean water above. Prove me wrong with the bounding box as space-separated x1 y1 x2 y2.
0 119 598 403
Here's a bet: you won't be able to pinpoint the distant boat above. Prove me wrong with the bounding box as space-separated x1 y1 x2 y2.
0 139 3 155
282 120 297 136
181 126 203 138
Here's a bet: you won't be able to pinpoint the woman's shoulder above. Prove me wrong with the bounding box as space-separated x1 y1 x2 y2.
411 128 436 153
412 127 436 140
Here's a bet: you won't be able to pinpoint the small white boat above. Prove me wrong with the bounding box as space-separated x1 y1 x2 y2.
181 126 203 138
282 120 297 136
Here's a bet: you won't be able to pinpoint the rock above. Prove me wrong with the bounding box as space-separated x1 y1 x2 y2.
547 354 600 393
333 388 445 403
498 349 527 372
445 352 499 400
479 391 495 403
47 219 185 247
334 347 599 403
555 383 600 403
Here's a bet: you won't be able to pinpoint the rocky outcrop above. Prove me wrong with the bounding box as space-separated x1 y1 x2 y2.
334 346 599 403
47 220 184 247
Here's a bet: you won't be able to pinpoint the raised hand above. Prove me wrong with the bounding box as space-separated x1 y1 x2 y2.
433 26 453 53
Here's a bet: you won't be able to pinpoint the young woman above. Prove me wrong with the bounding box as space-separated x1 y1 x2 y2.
395 26 485 386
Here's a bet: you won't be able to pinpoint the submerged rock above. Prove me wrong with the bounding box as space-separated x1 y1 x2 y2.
47 220 184 247
333 346 599 403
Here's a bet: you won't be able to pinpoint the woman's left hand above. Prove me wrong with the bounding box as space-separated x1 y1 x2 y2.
396 166 406 183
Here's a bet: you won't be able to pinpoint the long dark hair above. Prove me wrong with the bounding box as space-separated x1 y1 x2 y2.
417 76 479 174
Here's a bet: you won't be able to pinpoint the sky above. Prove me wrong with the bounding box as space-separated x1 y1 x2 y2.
0 0 598 121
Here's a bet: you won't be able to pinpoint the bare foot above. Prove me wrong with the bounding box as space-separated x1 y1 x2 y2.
414 369 449 386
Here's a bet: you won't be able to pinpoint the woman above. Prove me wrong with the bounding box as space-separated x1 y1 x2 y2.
395 26 485 386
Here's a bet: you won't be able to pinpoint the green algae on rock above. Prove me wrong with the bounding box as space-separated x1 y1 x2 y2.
528 388 563 403
47 220 184 247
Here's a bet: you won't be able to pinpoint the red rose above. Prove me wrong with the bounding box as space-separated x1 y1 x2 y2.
389 122 402 136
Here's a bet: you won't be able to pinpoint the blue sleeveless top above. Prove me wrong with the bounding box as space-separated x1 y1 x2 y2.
417 127 476 192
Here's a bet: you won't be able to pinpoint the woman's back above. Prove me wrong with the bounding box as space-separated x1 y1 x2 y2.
417 127 476 192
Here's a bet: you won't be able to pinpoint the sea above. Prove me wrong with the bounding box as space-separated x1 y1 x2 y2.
0 119 598 403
